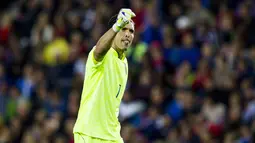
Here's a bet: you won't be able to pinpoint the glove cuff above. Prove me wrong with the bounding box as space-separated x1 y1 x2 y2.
112 23 120 32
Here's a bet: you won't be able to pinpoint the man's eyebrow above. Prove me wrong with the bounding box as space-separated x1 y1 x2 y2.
122 27 135 32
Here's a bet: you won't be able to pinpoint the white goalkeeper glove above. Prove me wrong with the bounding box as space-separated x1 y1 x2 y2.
112 8 136 32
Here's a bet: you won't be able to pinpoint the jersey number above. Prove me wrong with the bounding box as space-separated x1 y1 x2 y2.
116 84 121 98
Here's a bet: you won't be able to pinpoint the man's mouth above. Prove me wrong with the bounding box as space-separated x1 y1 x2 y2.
122 39 130 46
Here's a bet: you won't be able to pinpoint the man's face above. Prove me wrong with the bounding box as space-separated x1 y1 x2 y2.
114 22 135 51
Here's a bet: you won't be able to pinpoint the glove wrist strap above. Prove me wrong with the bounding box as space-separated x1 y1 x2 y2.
112 23 120 32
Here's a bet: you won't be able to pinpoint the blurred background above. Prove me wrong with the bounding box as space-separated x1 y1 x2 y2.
0 0 255 142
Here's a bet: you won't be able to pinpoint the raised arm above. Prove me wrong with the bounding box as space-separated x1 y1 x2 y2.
94 29 117 62
93 8 136 62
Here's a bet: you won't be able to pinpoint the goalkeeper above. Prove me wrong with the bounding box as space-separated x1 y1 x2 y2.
73 8 136 143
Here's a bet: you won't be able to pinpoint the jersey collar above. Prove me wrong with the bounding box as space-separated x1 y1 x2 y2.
111 48 126 61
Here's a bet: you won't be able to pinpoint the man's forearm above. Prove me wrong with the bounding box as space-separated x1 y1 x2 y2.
94 28 117 62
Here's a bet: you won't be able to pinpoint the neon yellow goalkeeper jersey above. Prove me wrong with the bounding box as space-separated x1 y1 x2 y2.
73 47 128 141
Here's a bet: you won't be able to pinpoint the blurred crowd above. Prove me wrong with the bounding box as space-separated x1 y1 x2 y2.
0 0 255 143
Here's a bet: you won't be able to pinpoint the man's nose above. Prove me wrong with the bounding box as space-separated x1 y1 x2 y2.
125 32 130 38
